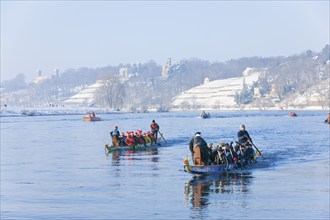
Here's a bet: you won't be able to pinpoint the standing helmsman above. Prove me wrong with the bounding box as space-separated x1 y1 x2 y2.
150 120 160 143
110 126 120 146
237 124 252 144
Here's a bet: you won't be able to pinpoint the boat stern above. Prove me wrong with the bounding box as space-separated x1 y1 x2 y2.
183 157 192 172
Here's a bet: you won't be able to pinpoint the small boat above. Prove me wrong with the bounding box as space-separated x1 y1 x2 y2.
200 111 211 119
21 110 37 116
83 115 101 121
83 111 101 121
289 112 297 117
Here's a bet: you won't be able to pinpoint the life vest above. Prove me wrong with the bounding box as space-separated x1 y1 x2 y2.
148 133 156 141
151 123 158 130
143 134 151 143
136 133 144 144
126 136 135 146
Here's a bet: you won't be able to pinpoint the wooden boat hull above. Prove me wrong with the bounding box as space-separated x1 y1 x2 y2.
83 116 101 121
184 162 235 174
183 157 255 174
184 165 231 174
105 142 161 153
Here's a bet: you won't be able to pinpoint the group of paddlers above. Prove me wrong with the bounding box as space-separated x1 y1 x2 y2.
189 124 260 168
110 120 160 147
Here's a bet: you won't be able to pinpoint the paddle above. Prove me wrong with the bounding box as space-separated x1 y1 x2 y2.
158 130 166 142
103 139 109 154
248 138 264 158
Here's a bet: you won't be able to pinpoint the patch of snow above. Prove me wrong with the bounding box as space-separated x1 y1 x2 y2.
63 82 104 106
172 70 261 109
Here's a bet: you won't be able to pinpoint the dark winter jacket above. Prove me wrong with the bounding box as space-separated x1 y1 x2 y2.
237 130 251 144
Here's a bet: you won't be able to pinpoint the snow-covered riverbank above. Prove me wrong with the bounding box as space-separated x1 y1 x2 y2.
1 105 328 117
0 107 119 117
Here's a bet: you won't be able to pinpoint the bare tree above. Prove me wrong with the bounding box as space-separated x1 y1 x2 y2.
95 75 125 109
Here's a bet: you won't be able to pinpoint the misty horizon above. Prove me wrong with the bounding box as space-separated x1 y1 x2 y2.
1 1 329 83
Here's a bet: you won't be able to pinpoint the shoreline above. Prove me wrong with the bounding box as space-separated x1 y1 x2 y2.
0 106 329 117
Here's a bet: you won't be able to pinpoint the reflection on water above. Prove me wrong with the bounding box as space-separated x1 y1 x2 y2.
106 148 159 165
184 172 253 210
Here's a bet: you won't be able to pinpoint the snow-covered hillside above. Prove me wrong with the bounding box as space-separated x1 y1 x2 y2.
171 68 261 110
63 81 104 107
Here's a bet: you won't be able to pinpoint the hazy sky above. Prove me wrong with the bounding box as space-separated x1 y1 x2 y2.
1 1 329 83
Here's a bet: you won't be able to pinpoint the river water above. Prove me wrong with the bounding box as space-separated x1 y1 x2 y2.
1 111 329 219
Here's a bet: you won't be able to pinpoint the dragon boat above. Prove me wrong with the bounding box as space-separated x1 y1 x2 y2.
104 142 162 153
104 133 166 153
104 131 166 153
183 143 263 175
183 156 261 174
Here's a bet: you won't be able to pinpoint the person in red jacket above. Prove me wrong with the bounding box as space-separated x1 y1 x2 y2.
126 132 136 146
150 120 160 144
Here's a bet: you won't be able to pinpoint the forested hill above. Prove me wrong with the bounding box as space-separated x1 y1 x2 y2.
1 45 329 110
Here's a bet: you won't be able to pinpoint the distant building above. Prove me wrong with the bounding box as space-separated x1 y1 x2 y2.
119 67 129 78
34 70 50 84
162 58 172 78
54 69 60 78
271 84 279 97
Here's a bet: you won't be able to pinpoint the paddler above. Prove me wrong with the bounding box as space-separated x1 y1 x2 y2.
189 132 211 165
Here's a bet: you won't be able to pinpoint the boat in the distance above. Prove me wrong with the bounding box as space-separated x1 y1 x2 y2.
83 112 101 121
200 111 211 119
83 115 101 121
289 112 297 117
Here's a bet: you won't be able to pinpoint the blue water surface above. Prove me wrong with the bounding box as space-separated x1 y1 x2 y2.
1 111 329 219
